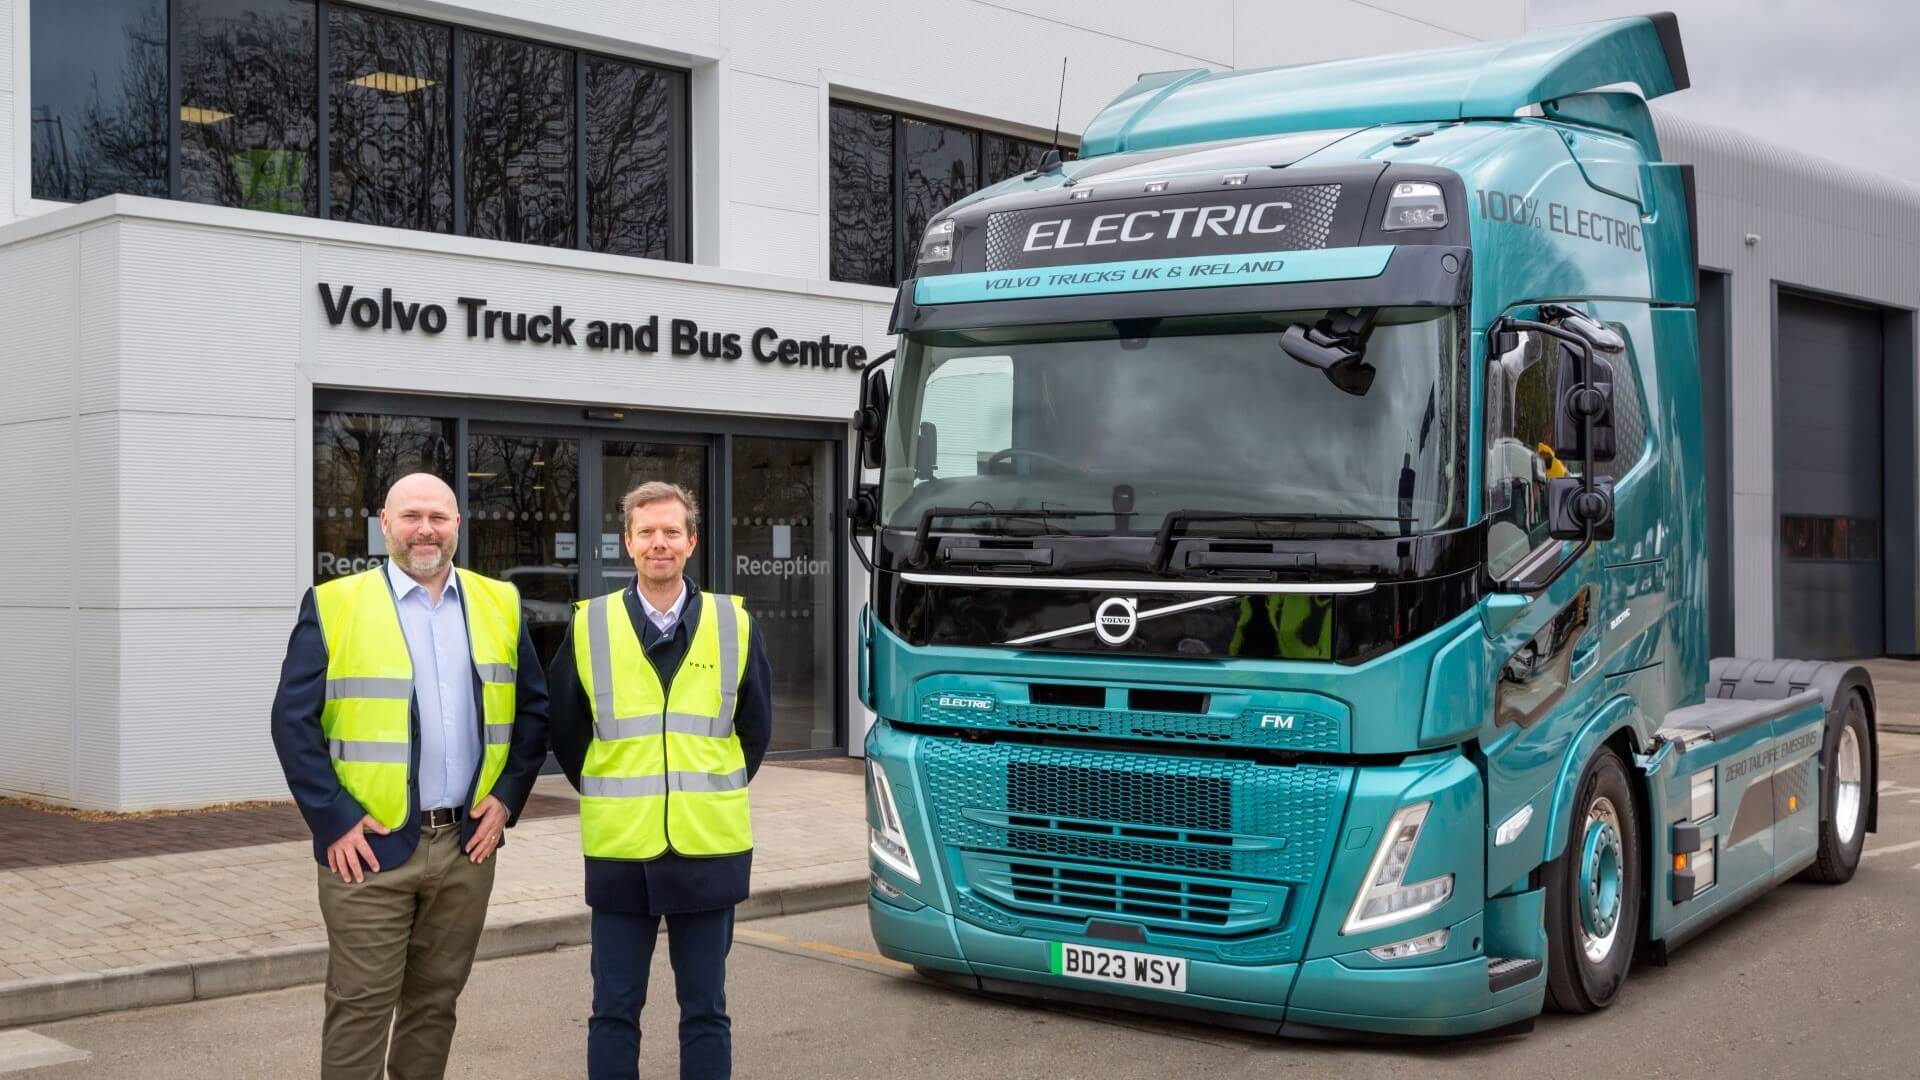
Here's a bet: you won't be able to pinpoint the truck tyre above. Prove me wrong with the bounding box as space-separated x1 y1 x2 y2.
1545 747 1641 1013
1801 686 1874 884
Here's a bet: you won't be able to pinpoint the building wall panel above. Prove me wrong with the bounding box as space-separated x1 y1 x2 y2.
112 223 301 419
73 608 120 810
1235 1 1474 69
729 73 819 215
0 233 75 425
0 608 72 801
79 223 123 414
97 411 299 609
112 607 295 809
0 416 73 607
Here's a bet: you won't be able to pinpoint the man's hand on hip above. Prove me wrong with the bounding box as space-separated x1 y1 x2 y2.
327 815 390 883
466 795 509 863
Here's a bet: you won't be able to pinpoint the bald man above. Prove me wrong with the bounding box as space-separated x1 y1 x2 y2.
271 472 549 1080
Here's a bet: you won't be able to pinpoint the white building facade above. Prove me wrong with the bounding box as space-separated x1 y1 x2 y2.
4 2 1913 813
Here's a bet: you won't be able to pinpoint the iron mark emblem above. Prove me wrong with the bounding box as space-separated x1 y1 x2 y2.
1094 597 1139 646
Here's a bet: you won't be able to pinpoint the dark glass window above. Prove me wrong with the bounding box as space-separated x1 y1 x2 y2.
828 103 895 287
31 2 688 260
313 411 455 582
1782 515 1881 562
985 132 1057 185
829 102 1066 287
328 5 452 232
178 0 319 215
901 119 978 281
585 56 676 259
30 0 169 201
463 32 575 248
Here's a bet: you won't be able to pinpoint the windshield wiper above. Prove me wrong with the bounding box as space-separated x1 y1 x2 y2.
909 505 1107 567
1150 509 1417 573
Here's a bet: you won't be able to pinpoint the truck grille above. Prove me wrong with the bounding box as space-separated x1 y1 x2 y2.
1007 761 1234 871
923 741 1347 942
960 851 1289 935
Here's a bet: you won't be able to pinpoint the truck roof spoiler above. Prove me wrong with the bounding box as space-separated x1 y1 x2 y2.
1080 13 1689 158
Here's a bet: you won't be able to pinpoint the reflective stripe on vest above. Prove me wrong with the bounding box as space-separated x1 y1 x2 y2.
457 568 523 810
574 589 752 859
313 567 521 830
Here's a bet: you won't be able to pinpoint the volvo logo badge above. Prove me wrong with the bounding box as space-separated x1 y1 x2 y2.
1094 597 1139 646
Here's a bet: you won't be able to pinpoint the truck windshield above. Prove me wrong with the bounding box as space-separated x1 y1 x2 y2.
881 308 1461 537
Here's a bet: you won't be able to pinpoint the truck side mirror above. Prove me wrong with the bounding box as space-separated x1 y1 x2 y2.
1548 476 1615 541
1552 345 1616 462
852 368 891 470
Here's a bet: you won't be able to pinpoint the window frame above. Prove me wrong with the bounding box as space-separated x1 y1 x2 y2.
26 0 692 262
828 98 1074 287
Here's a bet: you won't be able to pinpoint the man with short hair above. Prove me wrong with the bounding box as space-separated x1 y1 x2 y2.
271 472 550 1080
547 480 773 1080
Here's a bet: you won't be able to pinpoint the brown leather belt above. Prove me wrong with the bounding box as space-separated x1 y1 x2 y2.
421 806 464 830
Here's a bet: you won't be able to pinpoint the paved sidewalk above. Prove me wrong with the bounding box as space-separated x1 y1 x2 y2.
0 765 867 1027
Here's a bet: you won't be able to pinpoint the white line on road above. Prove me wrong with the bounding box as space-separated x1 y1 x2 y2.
1862 839 1920 858
0 1030 90 1074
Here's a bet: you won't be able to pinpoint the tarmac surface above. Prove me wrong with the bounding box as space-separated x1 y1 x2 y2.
9 732 1919 1079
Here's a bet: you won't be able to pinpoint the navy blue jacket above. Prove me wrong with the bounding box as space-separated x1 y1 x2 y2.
546 579 773 914
270 579 552 870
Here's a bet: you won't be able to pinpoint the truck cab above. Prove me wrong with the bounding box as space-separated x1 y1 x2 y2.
850 13 1880 1038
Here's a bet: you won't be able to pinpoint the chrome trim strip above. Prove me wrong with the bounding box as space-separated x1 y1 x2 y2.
902 572 1376 595
1003 595 1237 646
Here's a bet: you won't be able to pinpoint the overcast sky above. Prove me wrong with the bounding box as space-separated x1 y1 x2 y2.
1528 0 1920 185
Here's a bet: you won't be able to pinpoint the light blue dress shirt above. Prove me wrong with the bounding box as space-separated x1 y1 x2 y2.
385 558 480 811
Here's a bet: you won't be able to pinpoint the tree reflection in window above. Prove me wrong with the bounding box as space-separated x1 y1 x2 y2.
463 32 575 248
31 0 169 202
585 56 675 259
328 5 451 232
178 0 318 215
312 412 454 582
829 104 894 287
828 103 1062 288
901 119 977 280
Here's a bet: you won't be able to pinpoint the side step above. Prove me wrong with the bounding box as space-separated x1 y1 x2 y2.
1487 956 1542 993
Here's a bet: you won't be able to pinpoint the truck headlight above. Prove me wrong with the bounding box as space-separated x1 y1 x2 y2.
1342 802 1454 935
868 760 921 884
915 218 955 269
1381 181 1448 231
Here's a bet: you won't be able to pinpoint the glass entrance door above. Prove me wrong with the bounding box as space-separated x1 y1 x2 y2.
465 432 582 665
731 436 839 751
596 440 711 594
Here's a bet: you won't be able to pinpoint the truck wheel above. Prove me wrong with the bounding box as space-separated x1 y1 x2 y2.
1545 747 1641 1013
1801 688 1874 884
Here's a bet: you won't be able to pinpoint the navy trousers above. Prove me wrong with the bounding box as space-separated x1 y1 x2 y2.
588 906 735 1080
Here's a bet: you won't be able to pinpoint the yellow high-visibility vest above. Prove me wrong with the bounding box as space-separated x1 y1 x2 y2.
573 590 753 860
312 567 522 830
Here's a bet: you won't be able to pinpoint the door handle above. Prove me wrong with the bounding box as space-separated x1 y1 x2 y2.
1570 631 1600 681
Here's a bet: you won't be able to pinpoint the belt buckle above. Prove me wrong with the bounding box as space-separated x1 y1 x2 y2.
422 807 459 831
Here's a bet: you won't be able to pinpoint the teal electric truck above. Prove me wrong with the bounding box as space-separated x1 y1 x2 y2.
846 13 1881 1038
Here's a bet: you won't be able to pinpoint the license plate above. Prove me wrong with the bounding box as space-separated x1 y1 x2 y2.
1049 942 1187 992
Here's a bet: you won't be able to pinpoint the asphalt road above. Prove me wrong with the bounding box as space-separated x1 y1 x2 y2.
11 733 1920 1079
